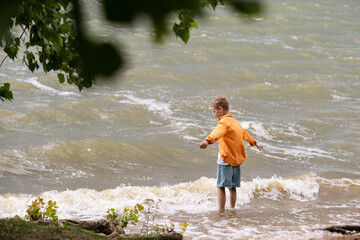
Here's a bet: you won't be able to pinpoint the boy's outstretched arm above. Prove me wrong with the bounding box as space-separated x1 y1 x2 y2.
199 140 209 149
255 142 263 151
243 128 263 151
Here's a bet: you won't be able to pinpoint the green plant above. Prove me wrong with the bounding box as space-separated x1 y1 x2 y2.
63 220 69 229
121 204 144 228
106 208 118 221
179 221 188 235
24 197 59 222
106 204 144 228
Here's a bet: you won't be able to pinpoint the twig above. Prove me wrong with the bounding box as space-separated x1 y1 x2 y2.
0 55 8 69
0 27 27 69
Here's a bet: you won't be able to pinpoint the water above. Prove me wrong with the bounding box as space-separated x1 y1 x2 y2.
1 0 360 239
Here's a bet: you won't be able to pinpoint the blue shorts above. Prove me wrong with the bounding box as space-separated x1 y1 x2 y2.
217 164 241 189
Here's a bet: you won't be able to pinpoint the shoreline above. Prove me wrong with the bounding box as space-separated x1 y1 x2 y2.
0 217 183 240
1 217 360 240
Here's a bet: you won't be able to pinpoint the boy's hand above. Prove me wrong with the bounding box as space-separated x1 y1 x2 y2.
199 140 209 149
255 143 263 151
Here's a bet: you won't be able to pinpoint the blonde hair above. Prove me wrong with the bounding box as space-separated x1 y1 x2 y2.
211 96 229 111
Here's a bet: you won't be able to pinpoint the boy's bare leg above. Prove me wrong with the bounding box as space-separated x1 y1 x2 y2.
229 187 237 209
217 187 226 213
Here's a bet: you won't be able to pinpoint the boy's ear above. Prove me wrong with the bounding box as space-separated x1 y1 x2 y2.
218 106 223 111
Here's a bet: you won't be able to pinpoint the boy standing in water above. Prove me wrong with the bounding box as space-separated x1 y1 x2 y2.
199 96 263 213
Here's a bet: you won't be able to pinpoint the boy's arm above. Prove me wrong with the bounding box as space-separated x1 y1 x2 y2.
206 121 227 144
243 129 263 151
199 121 227 149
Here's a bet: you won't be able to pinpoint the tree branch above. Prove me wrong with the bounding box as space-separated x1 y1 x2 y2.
0 55 8 69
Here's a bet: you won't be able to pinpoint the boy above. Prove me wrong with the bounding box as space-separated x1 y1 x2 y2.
199 96 263 213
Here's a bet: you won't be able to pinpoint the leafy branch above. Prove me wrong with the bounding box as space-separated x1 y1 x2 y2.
0 0 262 101
106 204 145 228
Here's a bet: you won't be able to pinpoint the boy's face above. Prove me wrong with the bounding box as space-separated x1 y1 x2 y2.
212 106 225 118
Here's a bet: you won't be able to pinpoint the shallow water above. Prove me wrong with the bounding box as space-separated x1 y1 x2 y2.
1 0 360 239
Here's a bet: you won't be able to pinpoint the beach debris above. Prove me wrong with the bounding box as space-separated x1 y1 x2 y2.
56 219 125 236
320 225 360 235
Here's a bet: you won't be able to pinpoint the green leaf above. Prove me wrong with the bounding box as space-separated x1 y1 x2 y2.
63 221 69 229
24 51 39 72
0 83 14 101
136 204 144 211
60 22 69 33
4 37 20 59
58 73 65 83
190 20 198 29
172 23 190 44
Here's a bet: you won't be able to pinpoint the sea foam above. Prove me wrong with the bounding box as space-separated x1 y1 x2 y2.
0 173 323 220
24 77 79 96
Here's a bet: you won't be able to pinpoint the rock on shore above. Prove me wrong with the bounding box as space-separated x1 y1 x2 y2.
315 225 360 240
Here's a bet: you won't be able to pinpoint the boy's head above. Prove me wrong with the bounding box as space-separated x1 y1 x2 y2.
211 96 229 118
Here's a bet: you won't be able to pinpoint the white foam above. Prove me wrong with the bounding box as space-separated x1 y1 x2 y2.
241 174 319 202
23 77 79 96
271 122 310 140
0 174 322 220
0 193 34 218
239 120 332 161
2 174 359 239
331 90 350 101
119 93 172 115
260 141 335 161
241 121 273 141
318 177 360 188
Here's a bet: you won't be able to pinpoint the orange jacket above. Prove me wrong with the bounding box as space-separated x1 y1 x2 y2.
206 113 257 166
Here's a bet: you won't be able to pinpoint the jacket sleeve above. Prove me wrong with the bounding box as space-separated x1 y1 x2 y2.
206 120 228 144
243 128 257 146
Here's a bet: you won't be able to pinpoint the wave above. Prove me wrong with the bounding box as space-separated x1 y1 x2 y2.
118 92 173 116
0 138 153 175
115 90 205 141
2 173 358 220
24 77 79 96
110 90 335 163
0 138 199 189
1 165 360 240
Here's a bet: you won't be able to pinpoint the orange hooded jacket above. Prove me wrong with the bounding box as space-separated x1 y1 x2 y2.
206 113 257 166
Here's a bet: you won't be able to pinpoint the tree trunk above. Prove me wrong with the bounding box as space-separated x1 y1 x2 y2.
57 219 125 235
